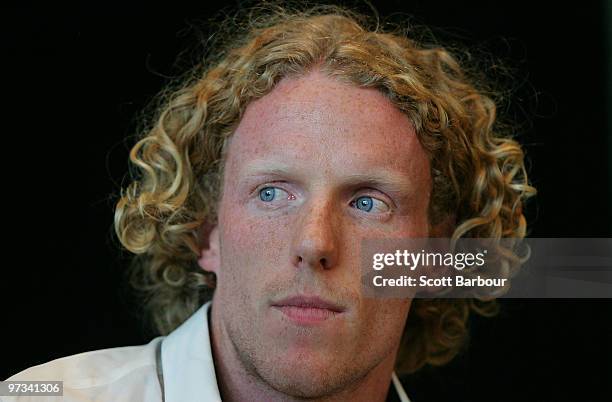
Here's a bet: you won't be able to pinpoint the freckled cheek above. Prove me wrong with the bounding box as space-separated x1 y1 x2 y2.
407 214 430 237
352 299 410 349
218 199 293 277
393 201 431 237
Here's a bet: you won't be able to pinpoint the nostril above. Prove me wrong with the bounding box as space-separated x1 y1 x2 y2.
293 255 333 269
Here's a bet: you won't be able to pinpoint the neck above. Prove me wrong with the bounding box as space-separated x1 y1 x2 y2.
208 303 399 402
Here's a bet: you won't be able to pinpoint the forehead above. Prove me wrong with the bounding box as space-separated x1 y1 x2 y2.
225 69 429 180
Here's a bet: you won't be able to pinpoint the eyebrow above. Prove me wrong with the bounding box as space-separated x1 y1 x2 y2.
239 160 418 196
342 172 416 195
240 160 301 180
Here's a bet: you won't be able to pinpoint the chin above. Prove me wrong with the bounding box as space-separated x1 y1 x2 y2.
260 359 354 398
253 347 364 399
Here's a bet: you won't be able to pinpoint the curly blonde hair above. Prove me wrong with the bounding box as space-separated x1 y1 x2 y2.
114 2 535 374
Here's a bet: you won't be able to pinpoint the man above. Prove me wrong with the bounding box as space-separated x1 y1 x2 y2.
4 3 534 401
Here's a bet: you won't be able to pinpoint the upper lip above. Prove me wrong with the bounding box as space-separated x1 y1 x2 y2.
271 295 345 313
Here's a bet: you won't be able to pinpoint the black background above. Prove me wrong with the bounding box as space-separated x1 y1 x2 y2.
2 1 611 401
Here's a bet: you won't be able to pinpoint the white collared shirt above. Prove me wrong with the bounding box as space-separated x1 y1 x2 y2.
3 302 411 402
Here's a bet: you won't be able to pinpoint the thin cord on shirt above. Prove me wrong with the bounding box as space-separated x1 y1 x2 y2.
156 340 166 402
392 372 412 402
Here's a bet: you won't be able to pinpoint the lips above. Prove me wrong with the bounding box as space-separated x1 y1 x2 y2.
271 295 346 324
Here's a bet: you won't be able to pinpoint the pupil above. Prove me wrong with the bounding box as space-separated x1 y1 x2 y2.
357 197 373 211
259 187 275 202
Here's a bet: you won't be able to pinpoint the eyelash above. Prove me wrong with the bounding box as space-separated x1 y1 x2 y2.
252 184 391 214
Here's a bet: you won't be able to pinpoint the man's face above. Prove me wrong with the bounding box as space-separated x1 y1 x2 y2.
204 69 432 397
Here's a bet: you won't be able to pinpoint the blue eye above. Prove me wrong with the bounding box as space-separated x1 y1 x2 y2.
259 187 276 202
355 196 374 212
352 195 390 214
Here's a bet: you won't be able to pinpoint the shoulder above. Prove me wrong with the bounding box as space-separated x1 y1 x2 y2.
4 337 164 402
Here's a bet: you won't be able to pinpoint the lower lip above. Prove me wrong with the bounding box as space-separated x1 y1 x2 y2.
273 305 342 325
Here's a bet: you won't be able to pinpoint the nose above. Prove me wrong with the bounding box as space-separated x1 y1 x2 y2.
290 197 339 270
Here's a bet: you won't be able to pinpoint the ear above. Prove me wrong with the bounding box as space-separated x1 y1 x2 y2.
197 224 220 274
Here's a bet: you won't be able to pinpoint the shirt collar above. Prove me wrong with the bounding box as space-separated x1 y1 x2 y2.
161 301 221 402
160 301 410 402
